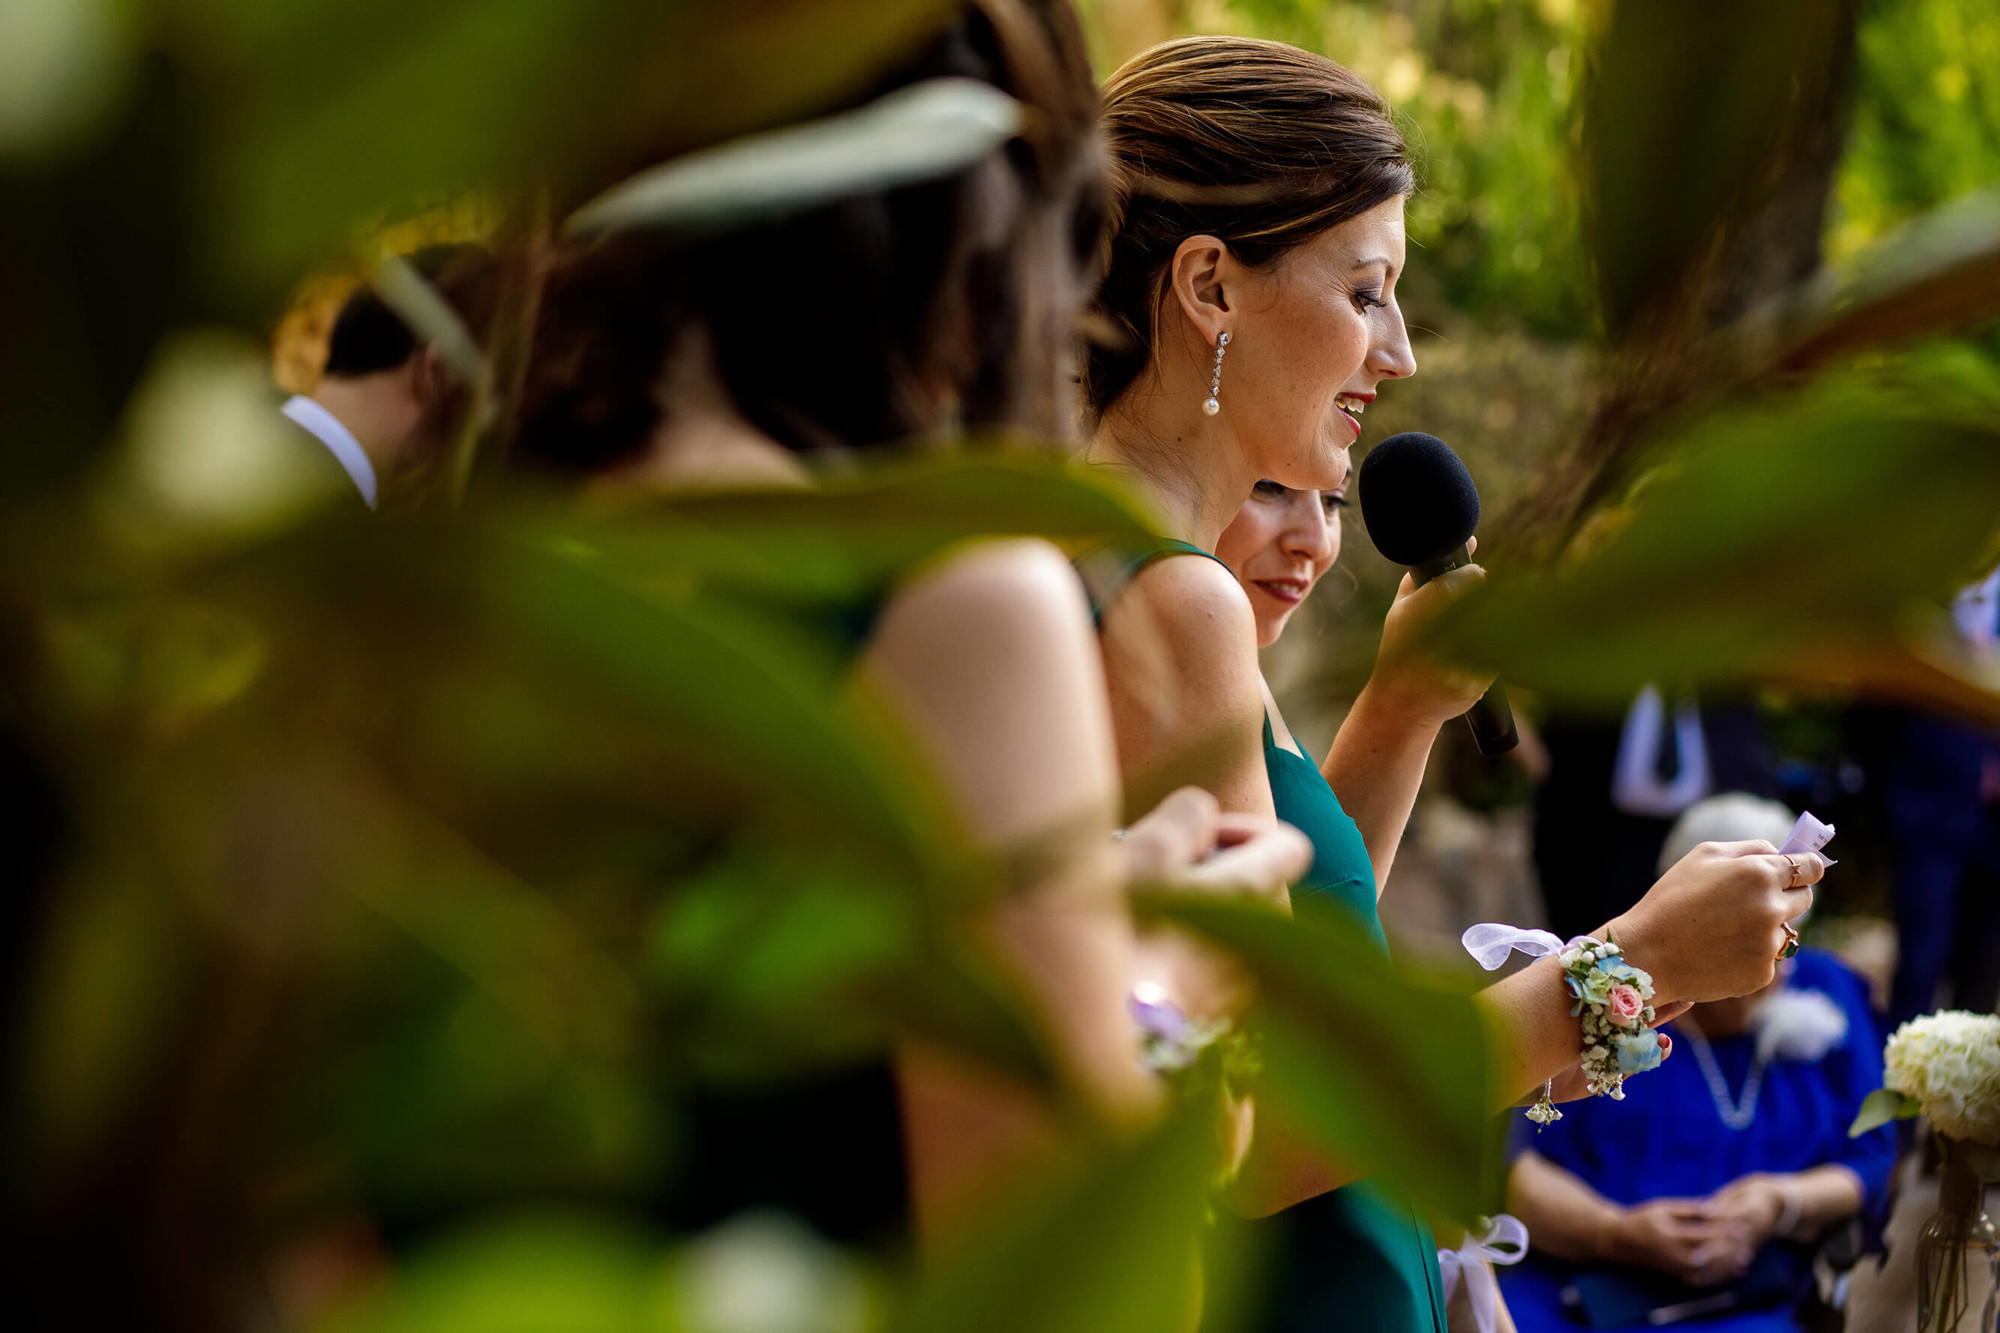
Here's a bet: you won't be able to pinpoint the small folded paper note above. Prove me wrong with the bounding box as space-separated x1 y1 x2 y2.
1779 810 1836 863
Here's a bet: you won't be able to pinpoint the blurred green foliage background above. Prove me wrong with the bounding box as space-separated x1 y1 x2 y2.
5 1 2000 1330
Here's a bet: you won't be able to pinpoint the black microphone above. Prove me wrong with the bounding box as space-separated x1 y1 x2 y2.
1356 431 1518 756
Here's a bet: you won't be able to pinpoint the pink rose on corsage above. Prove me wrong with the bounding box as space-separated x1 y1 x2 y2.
1606 984 1645 1027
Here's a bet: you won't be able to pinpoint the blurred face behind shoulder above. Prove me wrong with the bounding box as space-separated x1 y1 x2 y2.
1213 477 1347 647
1166 197 1415 491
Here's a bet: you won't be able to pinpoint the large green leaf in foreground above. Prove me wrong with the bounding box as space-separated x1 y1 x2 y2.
1145 894 1504 1227
1452 373 2000 717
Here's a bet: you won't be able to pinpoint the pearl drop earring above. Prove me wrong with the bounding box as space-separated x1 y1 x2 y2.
1202 331 1229 416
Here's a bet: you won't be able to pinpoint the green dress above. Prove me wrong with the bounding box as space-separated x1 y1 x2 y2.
1101 539 1446 1333
1256 716 1448 1333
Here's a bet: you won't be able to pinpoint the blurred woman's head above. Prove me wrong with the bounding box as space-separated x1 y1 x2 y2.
515 0 1102 475
1213 476 1348 647
1086 37 1417 491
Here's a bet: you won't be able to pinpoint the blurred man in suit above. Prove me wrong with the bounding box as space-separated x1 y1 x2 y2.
280 245 492 510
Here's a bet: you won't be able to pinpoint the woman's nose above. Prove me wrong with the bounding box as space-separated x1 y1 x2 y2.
1284 505 1336 560
1369 306 1417 381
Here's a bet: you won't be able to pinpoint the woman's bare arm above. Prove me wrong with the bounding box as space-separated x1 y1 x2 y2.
1506 1150 1627 1263
1100 554 1274 820
1230 841 1823 1217
860 540 1158 1240
1320 564 1489 892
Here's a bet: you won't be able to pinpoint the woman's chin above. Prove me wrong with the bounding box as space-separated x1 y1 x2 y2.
1283 438 1356 490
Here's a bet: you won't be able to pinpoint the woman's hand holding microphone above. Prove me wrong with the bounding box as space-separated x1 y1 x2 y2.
1359 540 1495 734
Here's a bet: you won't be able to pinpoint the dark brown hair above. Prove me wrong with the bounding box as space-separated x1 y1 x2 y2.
323 244 496 379
513 0 1102 472
1083 36 1414 417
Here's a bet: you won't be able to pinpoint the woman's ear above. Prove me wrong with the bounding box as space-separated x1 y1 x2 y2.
1166 234 1233 344
411 347 449 411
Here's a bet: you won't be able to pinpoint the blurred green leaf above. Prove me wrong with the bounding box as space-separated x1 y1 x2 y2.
1142 894 1503 1226
1449 377 2000 716
568 78 1023 237
19 861 196 1166
1848 1086 1919 1137
0 0 138 161
555 455 1160 611
1584 0 1848 335
169 0 958 300
320 1213 671 1333
900 1095 1221 1333
1751 186 2000 375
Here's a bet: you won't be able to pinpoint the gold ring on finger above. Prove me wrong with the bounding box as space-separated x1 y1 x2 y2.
1777 920 1801 961
1782 854 1803 890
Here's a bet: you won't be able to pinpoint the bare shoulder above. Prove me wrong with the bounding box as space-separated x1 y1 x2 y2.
861 537 1116 846
1099 551 1269 812
1102 552 1262 706
877 537 1092 643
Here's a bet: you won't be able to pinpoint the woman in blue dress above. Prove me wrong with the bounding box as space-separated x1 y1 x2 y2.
1498 796 1896 1332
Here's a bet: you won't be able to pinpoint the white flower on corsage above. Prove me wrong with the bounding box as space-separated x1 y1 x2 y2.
1560 936 1666 1100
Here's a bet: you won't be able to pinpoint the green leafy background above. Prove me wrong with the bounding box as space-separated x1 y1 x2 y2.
6 0 2000 1329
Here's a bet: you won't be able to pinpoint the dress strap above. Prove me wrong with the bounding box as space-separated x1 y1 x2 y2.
1076 536 1234 626
1154 537 1233 570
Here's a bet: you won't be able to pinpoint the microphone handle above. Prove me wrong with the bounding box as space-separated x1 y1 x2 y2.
1408 543 1520 757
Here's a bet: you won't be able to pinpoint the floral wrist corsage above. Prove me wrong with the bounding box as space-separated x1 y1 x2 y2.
1528 934 1667 1127
1128 982 1260 1092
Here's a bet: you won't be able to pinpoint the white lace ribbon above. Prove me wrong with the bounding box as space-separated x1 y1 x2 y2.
1438 1213 1529 1333
1461 923 1578 972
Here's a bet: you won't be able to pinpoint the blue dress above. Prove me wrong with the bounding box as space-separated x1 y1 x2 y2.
1497 948 1895 1332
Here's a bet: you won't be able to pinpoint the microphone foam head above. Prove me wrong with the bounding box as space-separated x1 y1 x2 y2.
1357 431 1481 567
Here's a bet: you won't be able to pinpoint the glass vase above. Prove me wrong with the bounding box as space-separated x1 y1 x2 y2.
1917 1134 2000 1333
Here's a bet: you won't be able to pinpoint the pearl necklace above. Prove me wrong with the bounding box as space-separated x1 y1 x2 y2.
1676 1016 1766 1131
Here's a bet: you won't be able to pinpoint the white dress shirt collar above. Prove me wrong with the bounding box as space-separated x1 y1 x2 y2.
281 394 379 509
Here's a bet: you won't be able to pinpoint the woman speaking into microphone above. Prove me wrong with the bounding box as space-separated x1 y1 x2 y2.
1082 35 1823 1332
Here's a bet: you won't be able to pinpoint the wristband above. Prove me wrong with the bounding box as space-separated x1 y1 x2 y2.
1526 934 1665 1128
1128 983 1229 1073
1773 1176 1803 1238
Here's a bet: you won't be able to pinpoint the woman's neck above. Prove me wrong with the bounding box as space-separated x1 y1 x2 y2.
1085 395 1256 552
596 326 811 495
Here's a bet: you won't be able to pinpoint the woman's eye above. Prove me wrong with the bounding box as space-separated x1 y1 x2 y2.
1351 289 1387 311
1253 479 1287 499
1323 493 1350 514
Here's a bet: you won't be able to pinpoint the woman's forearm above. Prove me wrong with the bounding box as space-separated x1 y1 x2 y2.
1476 953 1597 1106
1781 1164 1866 1238
1321 681 1444 895
1506 1150 1624 1263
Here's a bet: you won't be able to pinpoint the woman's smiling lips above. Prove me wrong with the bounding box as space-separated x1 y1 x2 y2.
1252 576 1311 606
1334 390 1372 440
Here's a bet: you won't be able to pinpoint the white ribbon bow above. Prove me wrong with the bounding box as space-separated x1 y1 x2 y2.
1460 923 1582 972
1438 1214 1529 1333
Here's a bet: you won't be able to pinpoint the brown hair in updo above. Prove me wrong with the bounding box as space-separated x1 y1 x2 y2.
514 0 1104 473
1084 36 1414 418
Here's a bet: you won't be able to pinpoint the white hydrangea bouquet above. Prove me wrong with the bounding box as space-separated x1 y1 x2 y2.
1851 1010 2000 1145
1851 1010 2000 1333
